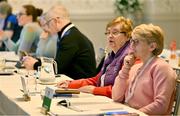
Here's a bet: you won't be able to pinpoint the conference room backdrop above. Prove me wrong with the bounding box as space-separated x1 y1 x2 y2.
8 0 180 54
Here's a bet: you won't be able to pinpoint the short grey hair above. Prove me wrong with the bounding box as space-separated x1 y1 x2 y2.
42 4 70 21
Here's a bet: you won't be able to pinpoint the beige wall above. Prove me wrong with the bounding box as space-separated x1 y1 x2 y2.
8 0 116 55
144 0 180 49
8 0 180 53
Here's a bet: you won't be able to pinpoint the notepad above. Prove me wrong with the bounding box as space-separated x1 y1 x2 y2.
55 88 80 94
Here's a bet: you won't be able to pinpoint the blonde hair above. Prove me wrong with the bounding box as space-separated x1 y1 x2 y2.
0 1 12 15
106 16 133 38
132 24 164 55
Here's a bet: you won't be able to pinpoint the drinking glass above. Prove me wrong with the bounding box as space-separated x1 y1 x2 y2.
0 58 5 71
26 75 37 95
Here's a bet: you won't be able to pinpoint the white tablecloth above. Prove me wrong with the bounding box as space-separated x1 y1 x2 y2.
0 52 148 116
0 73 147 116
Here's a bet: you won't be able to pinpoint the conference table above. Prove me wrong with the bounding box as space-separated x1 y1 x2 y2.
0 72 148 116
0 52 148 116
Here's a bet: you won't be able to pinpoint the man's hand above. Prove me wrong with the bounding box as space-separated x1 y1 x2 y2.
23 56 38 70
40 31 49 40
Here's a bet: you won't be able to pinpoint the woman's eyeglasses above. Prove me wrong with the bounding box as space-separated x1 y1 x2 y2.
130 39 140 45
105 31 126 37
16 12 26 17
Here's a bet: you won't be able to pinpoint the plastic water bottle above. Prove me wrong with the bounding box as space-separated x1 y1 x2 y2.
170 40 177 59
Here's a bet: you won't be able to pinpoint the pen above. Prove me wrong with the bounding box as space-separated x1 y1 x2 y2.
104 111 129 115
5 59 18 62
53 93 72 97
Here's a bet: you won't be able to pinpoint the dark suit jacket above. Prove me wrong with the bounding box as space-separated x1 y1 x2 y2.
56 25 96 79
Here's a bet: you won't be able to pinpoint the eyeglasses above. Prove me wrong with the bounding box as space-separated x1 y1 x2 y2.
105 31 126 37
41 18 55 27
16 12 26 17
130 39 140 45
41 17 61 28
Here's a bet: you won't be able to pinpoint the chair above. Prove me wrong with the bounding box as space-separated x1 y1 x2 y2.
95 48 106 75
96 56 105 74
174 68 180 80
173 79 180 115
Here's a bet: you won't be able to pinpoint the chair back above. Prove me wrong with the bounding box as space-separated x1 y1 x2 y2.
173 79 180 115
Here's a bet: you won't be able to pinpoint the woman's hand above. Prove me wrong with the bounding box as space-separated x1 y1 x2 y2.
78 85 95 93
56 80 72 88
124 53 136 68
23 56 38 70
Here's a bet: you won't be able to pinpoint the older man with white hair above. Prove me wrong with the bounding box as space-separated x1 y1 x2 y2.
23 4 96 79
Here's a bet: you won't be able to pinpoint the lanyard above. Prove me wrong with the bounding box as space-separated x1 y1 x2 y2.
125 56 155 103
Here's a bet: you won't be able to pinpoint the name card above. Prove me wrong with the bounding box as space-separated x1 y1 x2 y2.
41 87 54 114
